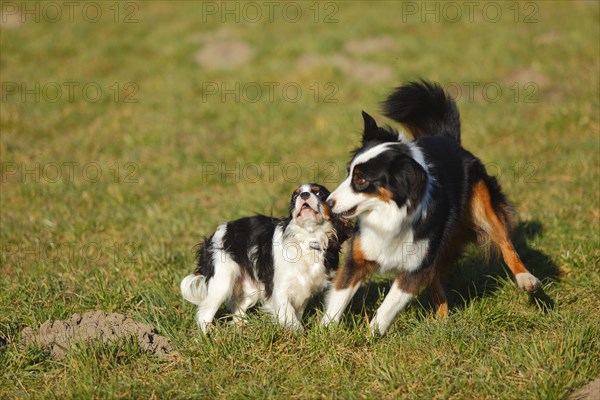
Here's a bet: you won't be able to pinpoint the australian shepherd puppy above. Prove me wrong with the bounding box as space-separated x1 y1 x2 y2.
181 183 351 333
322 80 542 336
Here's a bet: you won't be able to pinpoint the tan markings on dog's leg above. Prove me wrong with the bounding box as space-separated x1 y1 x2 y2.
335 236 378 290
323 237 378 325
429 272 448 317
396 268 434 294
471 181 541 292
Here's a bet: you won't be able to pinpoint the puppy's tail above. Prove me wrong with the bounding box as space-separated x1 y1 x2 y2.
381 80 461 143
180 274 208 305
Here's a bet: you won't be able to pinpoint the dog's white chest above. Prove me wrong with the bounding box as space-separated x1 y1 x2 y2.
360 226 429 272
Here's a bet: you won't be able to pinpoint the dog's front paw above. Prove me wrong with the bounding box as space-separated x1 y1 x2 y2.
515 272 541 292
198 321 214 334
320 315 336 327
369 319 384 338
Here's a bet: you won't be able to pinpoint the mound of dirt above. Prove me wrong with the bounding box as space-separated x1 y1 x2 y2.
295 53 393 85
571 377 600 400
194 40 254 70
343 36 397 56
21 311 177 359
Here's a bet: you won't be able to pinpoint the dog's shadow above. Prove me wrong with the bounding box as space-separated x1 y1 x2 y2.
442 220 558 313
307 220 559 322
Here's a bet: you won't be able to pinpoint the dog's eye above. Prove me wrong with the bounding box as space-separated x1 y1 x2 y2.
354 176 369 190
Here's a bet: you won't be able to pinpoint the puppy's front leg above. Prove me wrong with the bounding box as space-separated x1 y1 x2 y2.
274 300 303 331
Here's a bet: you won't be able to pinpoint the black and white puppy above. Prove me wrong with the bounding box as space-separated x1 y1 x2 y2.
322 80 542 335
181 183 351 333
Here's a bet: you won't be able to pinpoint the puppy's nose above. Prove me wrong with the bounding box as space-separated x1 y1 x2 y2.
326 199 336 208
300 192 310 200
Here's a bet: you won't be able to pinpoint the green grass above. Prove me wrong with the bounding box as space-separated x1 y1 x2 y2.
1 1 599 399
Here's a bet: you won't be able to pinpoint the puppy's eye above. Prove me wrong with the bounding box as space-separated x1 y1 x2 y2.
354 176 369 190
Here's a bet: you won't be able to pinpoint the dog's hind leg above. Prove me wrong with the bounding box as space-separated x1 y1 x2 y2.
228 276 260 326
195 258 240 333
471 180 541 292
429 272 448 318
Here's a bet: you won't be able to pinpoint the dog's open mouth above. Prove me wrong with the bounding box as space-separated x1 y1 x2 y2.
340 206 358 218
298 203 318 219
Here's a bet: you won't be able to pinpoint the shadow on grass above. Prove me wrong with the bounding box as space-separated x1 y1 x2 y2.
440 220 559 313
306 220 559 322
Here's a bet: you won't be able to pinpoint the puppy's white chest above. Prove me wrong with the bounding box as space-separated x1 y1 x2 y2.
293 236 328 280
271 222 333 312
275 235 328 295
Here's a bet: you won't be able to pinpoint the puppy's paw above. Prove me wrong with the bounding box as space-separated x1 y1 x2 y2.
287 322 304 332
515 272 541 292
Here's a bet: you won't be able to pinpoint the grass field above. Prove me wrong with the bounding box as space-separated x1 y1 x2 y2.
1 1 599 399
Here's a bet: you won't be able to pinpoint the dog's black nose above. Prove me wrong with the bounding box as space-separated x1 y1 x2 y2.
326 199 335 208
300 192 310 200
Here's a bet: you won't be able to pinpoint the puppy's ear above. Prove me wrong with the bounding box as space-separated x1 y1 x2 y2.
362 111 380 144
289 187 300 215
391 157 427 211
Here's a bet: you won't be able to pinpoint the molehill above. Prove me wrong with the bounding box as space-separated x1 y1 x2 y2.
21 310 177 359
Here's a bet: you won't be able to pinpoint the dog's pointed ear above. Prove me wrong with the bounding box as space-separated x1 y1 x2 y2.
362 111 380 144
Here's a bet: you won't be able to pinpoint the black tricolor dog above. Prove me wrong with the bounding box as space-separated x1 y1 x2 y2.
181 183 351 333
322 80 541 335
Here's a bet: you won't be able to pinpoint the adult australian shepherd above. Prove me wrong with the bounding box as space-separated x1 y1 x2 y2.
322 80 541 335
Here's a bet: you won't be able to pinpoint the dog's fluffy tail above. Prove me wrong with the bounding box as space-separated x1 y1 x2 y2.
180 274 208 306
381 80 461 143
